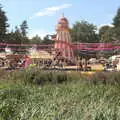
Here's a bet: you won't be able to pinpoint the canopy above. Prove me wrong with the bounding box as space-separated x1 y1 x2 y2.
30 50 52 59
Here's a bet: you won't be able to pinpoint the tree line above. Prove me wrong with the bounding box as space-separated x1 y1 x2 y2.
0 4 120 45
0 4 52 46
71 8 120 43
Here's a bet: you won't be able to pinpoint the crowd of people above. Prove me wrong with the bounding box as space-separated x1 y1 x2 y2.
0 48 119 72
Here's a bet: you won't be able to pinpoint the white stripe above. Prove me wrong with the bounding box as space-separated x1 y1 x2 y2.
54 30 75 61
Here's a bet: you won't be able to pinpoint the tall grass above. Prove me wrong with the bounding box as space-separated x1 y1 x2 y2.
0 82 120 119
0 69 120 119
6 69 71 85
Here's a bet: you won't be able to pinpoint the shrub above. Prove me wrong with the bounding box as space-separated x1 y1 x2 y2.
5 68 120 86
88 71 120 85
7 69 69 85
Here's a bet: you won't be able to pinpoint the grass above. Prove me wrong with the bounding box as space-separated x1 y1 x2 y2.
0 69 120 119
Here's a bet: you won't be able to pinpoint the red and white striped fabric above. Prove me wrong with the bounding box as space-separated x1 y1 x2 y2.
54 31 74 62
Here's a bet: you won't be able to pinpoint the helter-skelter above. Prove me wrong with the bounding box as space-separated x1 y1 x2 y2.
53 14 75 64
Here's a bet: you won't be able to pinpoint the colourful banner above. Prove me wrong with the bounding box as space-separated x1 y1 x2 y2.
0 42 119 51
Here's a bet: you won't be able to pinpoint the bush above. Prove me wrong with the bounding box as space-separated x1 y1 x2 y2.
5 68 120 86
7 69 69 85
88 71 120 85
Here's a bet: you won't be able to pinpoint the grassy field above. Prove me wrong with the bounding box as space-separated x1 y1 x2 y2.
0 69 120 120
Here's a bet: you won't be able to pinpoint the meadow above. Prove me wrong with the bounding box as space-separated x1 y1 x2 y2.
0 69 120 120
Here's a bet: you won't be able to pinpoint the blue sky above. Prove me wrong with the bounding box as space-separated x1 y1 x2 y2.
1 0 120 38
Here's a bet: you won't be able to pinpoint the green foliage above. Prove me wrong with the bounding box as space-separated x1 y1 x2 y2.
100 26 115 43
98 7 120 44
114 27 120 40
20 20 28 37
7 27 22 44
0 85 30 120
1 71 120 119
0 5 9 43
86 71 120 86
30 35 42 44
7 25 29 53
10 24 29 44
4 69 120 86
8 69 69 85
99 25 110 38
113 8 120 27
42 35 54 44
70 21 99 43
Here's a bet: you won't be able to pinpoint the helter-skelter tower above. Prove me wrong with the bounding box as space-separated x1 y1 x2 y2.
54 14 75 63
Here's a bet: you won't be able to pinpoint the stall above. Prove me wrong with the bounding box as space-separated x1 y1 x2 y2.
29 50 53 68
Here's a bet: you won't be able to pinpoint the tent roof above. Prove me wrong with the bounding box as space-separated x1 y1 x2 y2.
30 50 52 59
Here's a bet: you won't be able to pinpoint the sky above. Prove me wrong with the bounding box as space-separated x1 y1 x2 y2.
0 0 120 38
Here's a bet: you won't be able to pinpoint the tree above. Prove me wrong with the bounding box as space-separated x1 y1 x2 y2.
113 8 120 40
100 27 115 43
20 21 29 44
99 8 120 43
7 25 29 44
99 25 110 38
7 26 29 53
8 26 22 44
70 21 99 43
0 5 9 42
20 20 28 37
42 35 54 44
99 25 115 43
113 8 120 27
30 35 42 44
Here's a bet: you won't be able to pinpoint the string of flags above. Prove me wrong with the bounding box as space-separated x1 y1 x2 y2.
0 43 119 51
